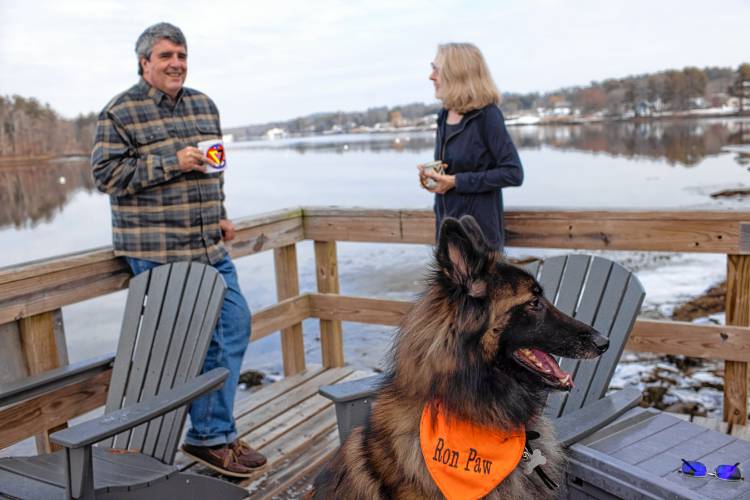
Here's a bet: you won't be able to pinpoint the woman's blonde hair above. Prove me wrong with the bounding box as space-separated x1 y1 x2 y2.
435 43 500 114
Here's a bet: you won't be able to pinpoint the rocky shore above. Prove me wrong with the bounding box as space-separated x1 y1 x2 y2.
611 278 728 418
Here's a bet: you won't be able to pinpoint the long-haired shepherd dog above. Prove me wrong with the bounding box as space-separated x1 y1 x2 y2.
310 216 609 500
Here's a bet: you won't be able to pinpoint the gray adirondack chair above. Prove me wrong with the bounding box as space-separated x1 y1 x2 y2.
0 262 248 500
320 254 646 448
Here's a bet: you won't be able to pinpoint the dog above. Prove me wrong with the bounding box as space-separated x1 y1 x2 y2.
310 216 609 499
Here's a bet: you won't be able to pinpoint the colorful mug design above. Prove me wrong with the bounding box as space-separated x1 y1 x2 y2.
205 142 226 170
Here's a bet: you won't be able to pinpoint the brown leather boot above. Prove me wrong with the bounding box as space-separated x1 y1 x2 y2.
230 439 268 469
181 443 256 478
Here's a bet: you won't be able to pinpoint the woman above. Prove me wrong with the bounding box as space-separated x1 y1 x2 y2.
420 43 523 251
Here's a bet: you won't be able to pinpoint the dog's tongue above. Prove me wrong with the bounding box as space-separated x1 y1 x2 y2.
530 349 573 387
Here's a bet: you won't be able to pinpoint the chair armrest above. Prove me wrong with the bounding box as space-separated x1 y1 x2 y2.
0 353 114 407
50 367 228 449
319 374 383 403
553 387 642 448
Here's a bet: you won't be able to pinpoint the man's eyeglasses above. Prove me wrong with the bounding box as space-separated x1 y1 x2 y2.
430 63 440 74
678 459 744 481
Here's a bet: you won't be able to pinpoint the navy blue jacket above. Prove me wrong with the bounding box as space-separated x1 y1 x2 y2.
433 104 523 249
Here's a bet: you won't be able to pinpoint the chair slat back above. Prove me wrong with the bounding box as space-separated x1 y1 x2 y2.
523 255 645 420
100 262 226 464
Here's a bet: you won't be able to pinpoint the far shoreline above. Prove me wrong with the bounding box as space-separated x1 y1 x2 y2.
232 110 750 141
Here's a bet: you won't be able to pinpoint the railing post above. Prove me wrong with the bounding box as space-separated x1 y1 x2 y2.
273 244 306 376
18 309 67 453
314 241 344 368
725 254 750 426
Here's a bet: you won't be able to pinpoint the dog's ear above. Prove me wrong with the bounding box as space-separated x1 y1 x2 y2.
457 215 492 254
436 217 489 298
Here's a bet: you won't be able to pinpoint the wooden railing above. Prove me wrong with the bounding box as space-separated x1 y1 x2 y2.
2 206 750 453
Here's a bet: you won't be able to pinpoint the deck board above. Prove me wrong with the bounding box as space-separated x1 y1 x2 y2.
234 364 326 418
248 430 339 499
174 365 366 495
240 406 338 487
234 367 356 438
243 393 337 452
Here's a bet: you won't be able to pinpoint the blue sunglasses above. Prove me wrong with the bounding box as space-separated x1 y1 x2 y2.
679 459 744 481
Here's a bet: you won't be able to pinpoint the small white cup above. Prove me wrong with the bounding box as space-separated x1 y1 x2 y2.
197 139 226 174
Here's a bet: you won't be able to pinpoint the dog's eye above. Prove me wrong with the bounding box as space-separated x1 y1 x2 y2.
530 298 541 310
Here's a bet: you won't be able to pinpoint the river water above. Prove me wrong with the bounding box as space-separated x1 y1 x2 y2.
1 118 749 377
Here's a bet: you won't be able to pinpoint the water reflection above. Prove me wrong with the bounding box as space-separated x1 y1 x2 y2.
0 158 94 229
241 118 750 167
513 119 750 167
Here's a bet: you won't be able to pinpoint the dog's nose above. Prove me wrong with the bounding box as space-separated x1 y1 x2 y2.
593 335 609 353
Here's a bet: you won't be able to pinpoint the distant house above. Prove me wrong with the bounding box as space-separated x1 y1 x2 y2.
689 97 706 109
264 127 287 140
710 93 730 108
388 110 405 127
552 101 572 116
416 113 438 126
538 100 573 117
323 125 344 135
635 101 654 117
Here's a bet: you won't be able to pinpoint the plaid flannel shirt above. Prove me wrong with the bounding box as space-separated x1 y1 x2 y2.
91 79 227 264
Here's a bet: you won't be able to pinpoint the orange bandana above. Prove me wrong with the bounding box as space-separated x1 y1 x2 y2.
420 403 525 500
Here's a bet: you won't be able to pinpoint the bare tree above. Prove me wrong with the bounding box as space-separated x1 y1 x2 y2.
0 96 94 157
730 63 750 113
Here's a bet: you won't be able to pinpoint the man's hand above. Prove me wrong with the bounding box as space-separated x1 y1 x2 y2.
219 219 236 242
423 169 456 194
176 146 219 173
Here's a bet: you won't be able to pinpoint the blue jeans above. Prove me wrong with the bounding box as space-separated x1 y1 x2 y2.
125 255 251 447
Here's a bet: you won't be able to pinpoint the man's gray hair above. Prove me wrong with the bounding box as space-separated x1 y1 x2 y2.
135 22 187 75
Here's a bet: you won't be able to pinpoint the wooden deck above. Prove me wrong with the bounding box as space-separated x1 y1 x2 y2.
174 365 366 499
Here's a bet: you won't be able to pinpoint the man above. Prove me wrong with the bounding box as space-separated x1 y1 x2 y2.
91 22 266 478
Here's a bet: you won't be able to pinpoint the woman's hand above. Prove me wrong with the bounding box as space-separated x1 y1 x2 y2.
422 169 456 194
417 164 429 189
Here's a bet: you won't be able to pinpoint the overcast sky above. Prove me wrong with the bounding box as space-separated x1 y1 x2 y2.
1 0 747 127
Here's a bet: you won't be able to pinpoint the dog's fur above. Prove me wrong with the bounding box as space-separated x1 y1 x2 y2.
310 216 609 499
